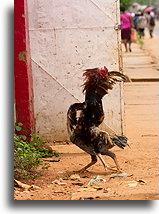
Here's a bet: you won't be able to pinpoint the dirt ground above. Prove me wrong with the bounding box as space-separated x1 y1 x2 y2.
14 140 158 200
14 33 159 201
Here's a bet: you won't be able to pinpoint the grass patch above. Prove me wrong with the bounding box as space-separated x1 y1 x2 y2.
14 123 59 180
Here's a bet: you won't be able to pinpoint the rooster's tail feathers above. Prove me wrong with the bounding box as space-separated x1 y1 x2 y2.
108 71 131 83
110 134 129 149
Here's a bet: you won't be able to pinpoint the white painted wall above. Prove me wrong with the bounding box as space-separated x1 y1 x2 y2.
27 0 124 143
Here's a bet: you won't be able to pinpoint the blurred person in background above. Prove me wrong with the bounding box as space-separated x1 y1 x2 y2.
137 12 147 39
146 11 156 38
134 11 141 31
120 6 132 52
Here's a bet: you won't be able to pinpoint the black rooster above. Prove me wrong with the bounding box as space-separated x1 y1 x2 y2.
67 66 130 173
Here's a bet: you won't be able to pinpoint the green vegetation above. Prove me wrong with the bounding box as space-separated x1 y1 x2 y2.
120 0 133 8
131 0 157 6
120 0 157 9
14 123 59 180
136 33 144 45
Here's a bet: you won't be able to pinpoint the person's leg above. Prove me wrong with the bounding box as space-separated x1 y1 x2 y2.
143 28 145 38
123 39 128 52
150 29 153 38
138 29 142 38
128 39 132 52
128 28 132 52
148 28 152 38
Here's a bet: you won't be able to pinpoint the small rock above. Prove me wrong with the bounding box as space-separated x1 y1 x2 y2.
57 182 67 186
70 174 81 180
28 185 41 190
77 187 97 192
82 175 89 178
84 197 94 200
72 182 83 186
127 174 133 177
128 181 138 187
52 179 67 185
137 179 147 184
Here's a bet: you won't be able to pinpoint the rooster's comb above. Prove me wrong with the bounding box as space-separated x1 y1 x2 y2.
82 66 108 92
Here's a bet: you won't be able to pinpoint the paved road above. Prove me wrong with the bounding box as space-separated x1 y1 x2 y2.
154 21 159 37
122 42 159 200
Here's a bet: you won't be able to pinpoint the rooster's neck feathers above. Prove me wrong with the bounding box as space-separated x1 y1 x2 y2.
82 66 130 96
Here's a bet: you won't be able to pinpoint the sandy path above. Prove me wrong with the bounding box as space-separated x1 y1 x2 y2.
14 33 159 200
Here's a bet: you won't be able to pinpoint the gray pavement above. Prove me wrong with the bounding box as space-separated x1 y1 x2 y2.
154 21 159 37
123 43 159 81
123 42 159 140
122 42 159 199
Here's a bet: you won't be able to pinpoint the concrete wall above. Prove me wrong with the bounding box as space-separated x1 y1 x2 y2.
27 0 124 142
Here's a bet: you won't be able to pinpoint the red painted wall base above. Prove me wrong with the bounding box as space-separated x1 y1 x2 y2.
14 0 34 136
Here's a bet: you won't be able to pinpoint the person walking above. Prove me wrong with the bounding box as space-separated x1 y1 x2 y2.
137 12 147 39
146 11 156 38
120 6 132 52
134 11 141 31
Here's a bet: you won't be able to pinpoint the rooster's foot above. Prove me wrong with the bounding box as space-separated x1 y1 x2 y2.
105 166 117 172
117 168 123 173
110 167 122 173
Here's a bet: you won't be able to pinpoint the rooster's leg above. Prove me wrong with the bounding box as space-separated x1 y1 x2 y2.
78 155 97 173
104 150 122 171
97 153 111 170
